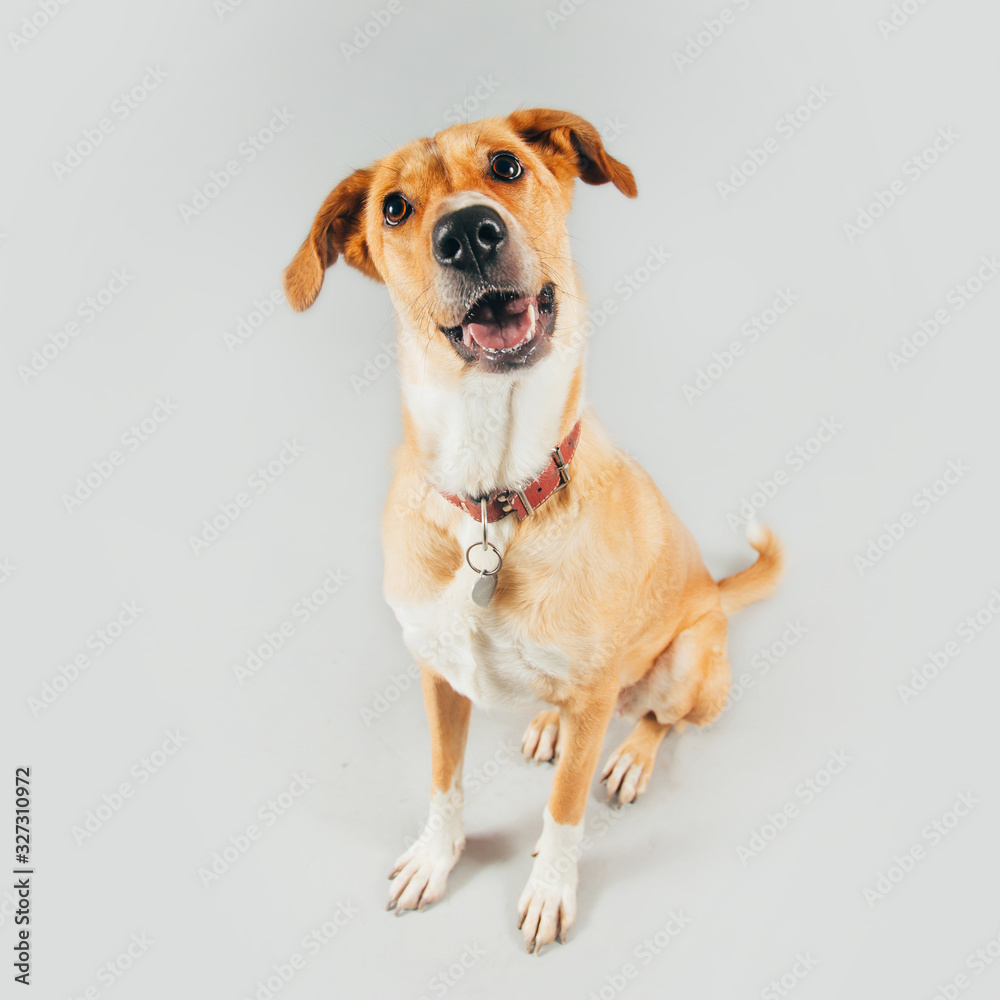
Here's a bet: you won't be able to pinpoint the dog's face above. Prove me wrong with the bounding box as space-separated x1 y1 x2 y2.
283 109 636 376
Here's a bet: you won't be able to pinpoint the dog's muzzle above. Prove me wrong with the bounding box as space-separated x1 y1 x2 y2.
432 204 555 372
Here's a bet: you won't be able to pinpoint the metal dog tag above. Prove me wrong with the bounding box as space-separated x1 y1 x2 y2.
466 498 502 608
471 571 497 607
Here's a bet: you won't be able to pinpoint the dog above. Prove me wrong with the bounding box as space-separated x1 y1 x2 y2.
283 108 784 954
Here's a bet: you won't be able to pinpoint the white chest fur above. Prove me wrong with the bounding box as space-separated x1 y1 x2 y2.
388 513 570 709
388 307 584 709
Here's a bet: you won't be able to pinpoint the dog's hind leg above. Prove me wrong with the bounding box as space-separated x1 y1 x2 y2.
387 666 471 914
671 609 730 727
602 609 729 803
600 714 681 804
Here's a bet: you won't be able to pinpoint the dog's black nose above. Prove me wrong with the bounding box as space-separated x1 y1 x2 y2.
432 205 507 274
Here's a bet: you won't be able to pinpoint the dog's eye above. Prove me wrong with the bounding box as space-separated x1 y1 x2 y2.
490 152 523 182
383 194 412 226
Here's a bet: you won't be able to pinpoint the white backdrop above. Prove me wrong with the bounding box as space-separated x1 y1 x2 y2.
3 0 1000 997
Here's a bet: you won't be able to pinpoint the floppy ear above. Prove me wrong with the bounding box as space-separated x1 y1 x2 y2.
506 108 637 198
282 167 381 312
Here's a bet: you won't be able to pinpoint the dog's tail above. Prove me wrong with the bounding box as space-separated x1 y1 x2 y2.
717 521 785 615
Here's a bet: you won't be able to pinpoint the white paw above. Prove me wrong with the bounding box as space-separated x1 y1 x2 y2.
388 788 464 914
518 871 577 954
600 749 651 805
517 809 581 954
522 710 561 764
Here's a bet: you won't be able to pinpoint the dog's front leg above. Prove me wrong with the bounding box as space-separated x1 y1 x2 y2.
518 681 618 953
387 665 471 914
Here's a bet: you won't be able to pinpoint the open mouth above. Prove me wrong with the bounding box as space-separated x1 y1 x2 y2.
440 283 556 371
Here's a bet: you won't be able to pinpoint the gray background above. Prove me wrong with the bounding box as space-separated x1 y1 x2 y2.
3 0 999 996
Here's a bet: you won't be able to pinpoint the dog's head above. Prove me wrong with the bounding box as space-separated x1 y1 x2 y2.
283 109 636 375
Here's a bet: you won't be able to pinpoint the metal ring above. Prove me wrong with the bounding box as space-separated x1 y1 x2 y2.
465 541 502 576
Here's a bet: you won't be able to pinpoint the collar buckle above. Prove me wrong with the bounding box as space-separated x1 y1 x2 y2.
552 444 571 492
512 487 535 516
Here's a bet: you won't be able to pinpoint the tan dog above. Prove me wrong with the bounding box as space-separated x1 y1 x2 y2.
283 109 784 954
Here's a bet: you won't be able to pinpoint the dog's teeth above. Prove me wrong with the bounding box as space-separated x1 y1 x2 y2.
525 304 536 341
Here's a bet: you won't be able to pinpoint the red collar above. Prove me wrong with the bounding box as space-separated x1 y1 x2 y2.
440 419 582 523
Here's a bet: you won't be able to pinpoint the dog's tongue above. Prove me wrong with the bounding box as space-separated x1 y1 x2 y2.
464 295 534 350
